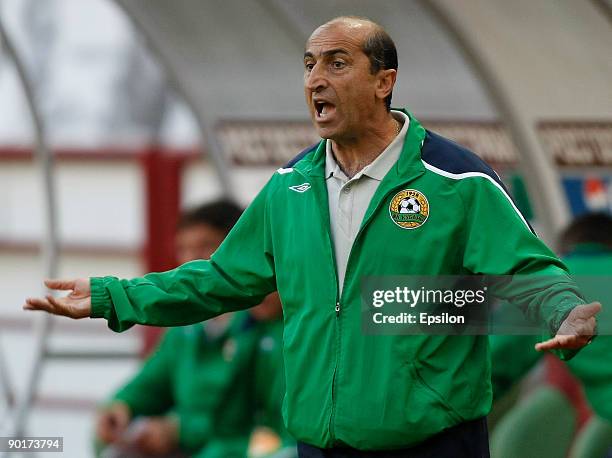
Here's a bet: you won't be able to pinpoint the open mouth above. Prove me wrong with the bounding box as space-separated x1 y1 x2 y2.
314 101 335 121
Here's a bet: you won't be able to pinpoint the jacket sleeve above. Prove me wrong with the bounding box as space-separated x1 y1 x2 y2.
459 177 585 354
90 180 277 332
112 329 178 416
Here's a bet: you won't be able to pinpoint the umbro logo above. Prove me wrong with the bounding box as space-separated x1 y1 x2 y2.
289 183 311 193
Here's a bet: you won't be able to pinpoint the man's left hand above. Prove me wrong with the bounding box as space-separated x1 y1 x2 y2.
535 302 601 352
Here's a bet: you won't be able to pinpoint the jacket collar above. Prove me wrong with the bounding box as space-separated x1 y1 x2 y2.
295 108 426 185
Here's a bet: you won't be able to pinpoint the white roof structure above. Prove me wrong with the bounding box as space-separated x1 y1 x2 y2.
114 0 612 239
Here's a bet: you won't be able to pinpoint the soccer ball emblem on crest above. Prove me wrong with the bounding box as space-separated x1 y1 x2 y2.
389 189 429 229
399 197 421 214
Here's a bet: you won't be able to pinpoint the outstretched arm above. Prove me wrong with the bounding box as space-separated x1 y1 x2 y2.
460 177 598 357
23 179 277 331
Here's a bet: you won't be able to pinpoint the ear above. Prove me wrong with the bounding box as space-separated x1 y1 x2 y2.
375 69 397 102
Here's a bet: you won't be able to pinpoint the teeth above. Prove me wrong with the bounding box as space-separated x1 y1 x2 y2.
315 102 330 117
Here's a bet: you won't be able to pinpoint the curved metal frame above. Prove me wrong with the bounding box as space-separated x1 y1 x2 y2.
419 0 570 244
0 12 58 441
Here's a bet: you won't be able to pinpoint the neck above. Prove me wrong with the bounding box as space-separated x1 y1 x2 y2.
331 112 400 178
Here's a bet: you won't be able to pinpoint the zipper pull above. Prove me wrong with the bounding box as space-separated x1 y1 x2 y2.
335 302 341 316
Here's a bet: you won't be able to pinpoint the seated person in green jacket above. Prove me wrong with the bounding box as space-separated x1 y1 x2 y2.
490 213 612 458
95 200 290 458
249 293 296 458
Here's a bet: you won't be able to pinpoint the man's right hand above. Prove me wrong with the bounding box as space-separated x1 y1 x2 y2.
96 402 131 444
23 278 91 319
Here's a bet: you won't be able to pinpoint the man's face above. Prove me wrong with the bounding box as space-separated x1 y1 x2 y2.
175 223 226 265
303 22 378 141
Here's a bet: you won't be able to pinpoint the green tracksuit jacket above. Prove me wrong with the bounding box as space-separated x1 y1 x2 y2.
111 313 258 457
491 244 612 422
90 110 583 450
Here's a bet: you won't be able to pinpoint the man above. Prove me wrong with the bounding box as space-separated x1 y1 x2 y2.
25 17 599 457
94 201 289 458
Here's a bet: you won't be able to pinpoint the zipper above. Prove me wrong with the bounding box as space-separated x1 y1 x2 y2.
294 168 342 443
329 184 409 443
329 182 417 440
328 233 341 443
329 301 341 442
293 166 416 444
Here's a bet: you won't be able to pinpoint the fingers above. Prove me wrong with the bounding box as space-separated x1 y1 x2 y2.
23 279 80 316
538 302 602 352
535 336 562 351
571 302 602 319
46 294 68 314
535 334 591 352
22 295 69 317
44 279 76 291
23 296 60 314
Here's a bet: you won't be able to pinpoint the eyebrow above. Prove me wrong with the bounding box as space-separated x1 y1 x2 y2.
303 48 350 60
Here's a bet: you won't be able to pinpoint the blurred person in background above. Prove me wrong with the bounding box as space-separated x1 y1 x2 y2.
490 213 612 458
95 200 292 458
249 293 296 458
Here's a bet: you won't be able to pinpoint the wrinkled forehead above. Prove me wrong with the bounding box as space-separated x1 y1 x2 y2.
305 20 370 56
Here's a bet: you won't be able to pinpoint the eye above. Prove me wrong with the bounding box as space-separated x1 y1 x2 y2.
332 61 346 69
304 62 314 71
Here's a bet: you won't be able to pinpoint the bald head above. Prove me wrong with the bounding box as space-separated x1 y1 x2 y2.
314 16 379 37
307 16 398 111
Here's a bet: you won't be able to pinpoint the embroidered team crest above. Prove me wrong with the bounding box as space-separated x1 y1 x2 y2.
389 189 429 229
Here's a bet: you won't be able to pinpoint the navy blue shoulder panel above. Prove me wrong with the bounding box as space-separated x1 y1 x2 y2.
421 130 505 189
422 130 535 234
283 142 319 168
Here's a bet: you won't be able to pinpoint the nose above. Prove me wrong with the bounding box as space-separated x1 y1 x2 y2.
305 63 327 92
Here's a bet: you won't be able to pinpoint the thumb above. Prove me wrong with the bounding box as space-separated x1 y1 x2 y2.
44 279 76 291
571 302 602 319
